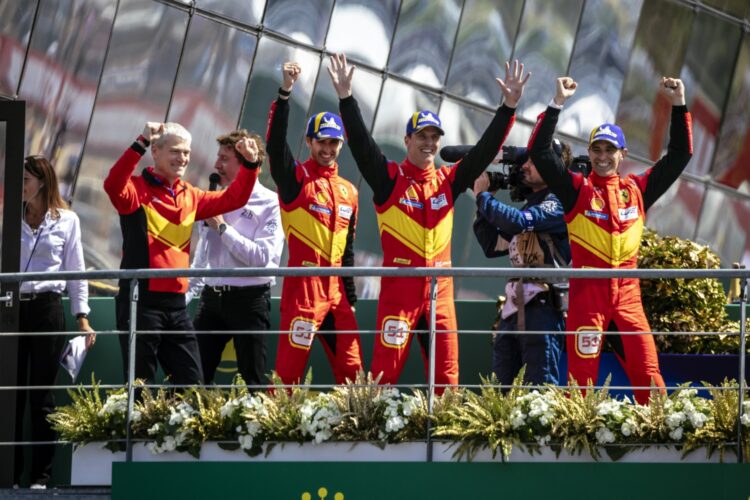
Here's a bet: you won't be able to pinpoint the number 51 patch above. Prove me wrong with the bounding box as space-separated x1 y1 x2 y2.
575 328 602 358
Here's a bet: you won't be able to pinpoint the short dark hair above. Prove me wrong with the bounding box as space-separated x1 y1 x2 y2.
216 129 266 166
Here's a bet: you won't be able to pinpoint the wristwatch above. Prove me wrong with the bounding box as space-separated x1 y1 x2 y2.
76 313 88 320
217 223 227 236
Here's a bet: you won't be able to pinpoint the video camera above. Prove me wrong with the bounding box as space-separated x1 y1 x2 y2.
439 141 592 202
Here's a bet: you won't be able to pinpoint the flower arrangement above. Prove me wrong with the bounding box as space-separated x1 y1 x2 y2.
49 374 748 463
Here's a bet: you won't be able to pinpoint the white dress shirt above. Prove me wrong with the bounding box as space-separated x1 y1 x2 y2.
188 181 284 300
20 208 90 316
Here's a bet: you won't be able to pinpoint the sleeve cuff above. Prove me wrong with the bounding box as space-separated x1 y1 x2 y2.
548 99 564 110
242 159 260 169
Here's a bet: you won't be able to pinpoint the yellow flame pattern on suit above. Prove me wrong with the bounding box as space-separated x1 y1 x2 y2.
377 205 453 260
567 213 643 266
144 205 194 250
281 207 348 263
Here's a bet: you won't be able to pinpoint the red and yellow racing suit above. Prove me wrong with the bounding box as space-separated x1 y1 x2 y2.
339 96 516 390
267 98 362 385
529 105 693 404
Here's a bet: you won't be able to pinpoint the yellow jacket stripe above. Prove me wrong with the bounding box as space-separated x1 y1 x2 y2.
567 213 643 266
377 205 453 260
282 207 348 263
144 205 194 250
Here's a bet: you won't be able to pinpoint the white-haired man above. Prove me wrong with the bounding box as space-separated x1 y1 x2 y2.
104 122 259 385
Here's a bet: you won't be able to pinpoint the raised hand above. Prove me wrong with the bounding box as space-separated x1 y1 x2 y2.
142 122 164 142
327 53 355 99
236 137 259 163
473 171 490 196
554 77 577 105
496 60 531 109
659 77 686 106
281 61 301 93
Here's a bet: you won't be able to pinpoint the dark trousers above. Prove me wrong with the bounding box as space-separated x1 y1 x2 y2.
194 285 271 387
116 301 203 385
493 296 564 387
15 292 66 486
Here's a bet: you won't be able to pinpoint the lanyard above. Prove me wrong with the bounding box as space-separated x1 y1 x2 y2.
23 226 45 273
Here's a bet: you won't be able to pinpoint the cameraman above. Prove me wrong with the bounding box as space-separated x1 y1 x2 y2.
472 145 571 387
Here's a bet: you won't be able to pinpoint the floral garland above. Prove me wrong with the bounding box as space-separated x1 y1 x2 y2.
49 375 750 462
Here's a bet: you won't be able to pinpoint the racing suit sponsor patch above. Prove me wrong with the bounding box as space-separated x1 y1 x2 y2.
399 198 424 209
290 318 316 349
575 328 602 358
584 210 609 220
618 206 639 221
309 204 332 215
382 317 410 348
338 205 353 219
430 193 448 210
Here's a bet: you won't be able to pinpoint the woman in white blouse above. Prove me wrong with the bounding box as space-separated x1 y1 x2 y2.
16 155 95 489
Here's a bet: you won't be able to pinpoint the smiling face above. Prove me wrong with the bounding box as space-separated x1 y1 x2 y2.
306 137 343 167
588 140 626 177
404 126 442 169
214 144 243 186
152 135 191 184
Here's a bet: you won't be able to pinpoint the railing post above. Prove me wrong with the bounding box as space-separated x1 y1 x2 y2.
426 275 438 462
125 278 139 462
738 276 747 463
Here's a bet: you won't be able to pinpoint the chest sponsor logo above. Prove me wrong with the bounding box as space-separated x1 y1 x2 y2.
309 204 332 215
430 193 448 210
405 186 419 200
619 205 639 221
590 197 605 211
339 184 349 197
263 220 278 234
393 257 412 265
399 198 424 209
240 208 254 219
620 189 630 204
315 191 328 204
584 210 609 220
338 205 353 219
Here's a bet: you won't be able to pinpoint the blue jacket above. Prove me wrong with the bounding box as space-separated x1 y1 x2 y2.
472 188 570 266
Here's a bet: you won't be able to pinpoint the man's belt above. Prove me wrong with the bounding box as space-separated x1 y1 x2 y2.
19 291 62 302
204 283 270 295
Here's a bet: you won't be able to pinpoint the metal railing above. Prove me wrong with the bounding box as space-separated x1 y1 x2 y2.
1 265 748 464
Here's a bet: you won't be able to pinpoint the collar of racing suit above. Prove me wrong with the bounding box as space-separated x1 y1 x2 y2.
399 158 436 183
306 158 339 179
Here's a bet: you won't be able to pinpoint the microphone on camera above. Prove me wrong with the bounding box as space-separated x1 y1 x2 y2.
439 145 472 163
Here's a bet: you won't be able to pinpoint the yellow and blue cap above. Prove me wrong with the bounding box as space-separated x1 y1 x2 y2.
589 123 627 149
406 110 444 136
306 112 345 141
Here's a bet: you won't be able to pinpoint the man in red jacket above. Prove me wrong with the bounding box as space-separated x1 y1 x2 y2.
529 77 692 404
104 122 259 384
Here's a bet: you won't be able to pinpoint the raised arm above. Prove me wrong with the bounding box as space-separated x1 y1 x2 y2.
329 53 394 204
528 78 579 213
640 77 693 210
451 60 530 197
267 61 304 204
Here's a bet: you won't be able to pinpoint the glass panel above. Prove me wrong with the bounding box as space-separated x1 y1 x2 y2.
388 0 462 88
681 13 741 177
559 0 642 139
196 0 265 27
702 0 748 18
711 36 750 194
167 15 256 189
73 1 188 270
238 38 319 189
445 0 523 108
645 176 705 241
0 120 5 247
264 0 333 47
18 0 116 196
308 59 382 182
615 0 692 160
513 0 584 122
326 0 400 69
0 0 39 97
694 187 748 267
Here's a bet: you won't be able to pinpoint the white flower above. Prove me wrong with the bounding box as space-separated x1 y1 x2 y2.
665 412 686 429
688 410 708 429
595 427 615 444
669 427 684 441
238 434 254 450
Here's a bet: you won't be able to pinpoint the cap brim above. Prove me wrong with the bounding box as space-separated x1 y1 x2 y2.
412 125 445 136
589 137 623 149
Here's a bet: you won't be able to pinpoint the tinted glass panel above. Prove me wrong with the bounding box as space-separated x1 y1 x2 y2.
0 0 39 97
196 0 264 27
513 0 583 122
645 176 705 241
681 13 741 177
238 38 319 189
712 36 750 195
18 0 115 195
695 187 749 267
326 0 400 69
702 0 748 18
73 1 188 270
264 0 333 47
616 0 692 160
560 0 642 139
388 0 461 88
446 0 523 108
167 15 257 187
